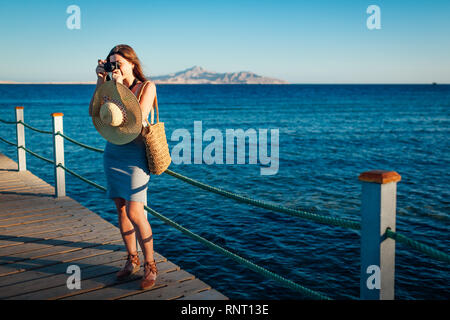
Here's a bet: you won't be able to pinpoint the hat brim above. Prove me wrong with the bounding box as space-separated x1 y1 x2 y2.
91 81 142 145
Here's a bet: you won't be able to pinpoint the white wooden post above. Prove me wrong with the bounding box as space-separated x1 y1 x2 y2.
52 113 66 198
15 106 26 171
359 170 401 300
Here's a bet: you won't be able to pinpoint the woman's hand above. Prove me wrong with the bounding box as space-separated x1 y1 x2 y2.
96 59 107 80
112 69 123 84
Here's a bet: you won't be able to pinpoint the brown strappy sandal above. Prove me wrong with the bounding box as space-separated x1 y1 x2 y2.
116 228 141 279
140 234 158 290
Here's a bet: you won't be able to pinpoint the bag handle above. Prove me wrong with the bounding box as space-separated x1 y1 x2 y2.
137 80 159 126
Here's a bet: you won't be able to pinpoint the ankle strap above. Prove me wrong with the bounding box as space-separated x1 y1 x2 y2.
142 234 153 244
144 260 158 273
121 228 135 236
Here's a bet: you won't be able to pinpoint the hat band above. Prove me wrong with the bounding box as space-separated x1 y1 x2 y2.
102 95 128 126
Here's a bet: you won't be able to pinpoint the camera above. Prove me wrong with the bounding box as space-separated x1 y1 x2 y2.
103 61 120 72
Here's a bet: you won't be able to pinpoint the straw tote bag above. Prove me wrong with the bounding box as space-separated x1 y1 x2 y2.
137 81 171 175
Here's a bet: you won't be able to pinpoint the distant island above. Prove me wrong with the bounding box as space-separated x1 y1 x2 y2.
0 66 288 85
150 66 289 84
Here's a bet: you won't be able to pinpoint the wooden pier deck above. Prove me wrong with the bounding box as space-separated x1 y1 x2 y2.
0 152 228 300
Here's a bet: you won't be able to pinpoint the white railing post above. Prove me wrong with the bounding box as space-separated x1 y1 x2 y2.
52 113 66 198
359 170 401 300
15 106 26 171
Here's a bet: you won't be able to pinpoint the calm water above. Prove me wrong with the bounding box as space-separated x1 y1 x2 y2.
0 84 449 299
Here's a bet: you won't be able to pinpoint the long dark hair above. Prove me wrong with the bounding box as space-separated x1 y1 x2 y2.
106 44 148 82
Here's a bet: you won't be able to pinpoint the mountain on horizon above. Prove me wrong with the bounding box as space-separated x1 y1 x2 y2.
149 66 288 84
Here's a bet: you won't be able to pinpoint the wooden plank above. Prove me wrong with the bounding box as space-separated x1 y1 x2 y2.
0 204 89 224
0 180 52 189
0 201 75 214
0 226 71 246
0 214 108 241
0 187 55 197
0 181 40 189
0 212 106 238
0 220 112 249
0 187 55 196
0 181 51 188
0 213 79 229
0 173 45 181
0 197 76 211
0 226 120 264
1 201 86 219
58 260 179 300
0 205 85 223
120 270 198 300
178 288 229 300
0 182 44 189
121 277 211 300
0 177 51 185
0 172 35 180
0 223 116 258
0 184 52 192
1 203 108 224
9 258 172 300
0 202 83 217
0 232 124 277
164 278 212 300
0 249 127 288
0 178 51 185
0 192 56 203
0 206 99 229
0 204 81 218
0 250 130 299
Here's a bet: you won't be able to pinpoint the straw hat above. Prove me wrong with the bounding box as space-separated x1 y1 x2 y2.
91 80 142 145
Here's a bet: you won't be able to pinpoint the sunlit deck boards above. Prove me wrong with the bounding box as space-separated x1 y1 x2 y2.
0 152 228 300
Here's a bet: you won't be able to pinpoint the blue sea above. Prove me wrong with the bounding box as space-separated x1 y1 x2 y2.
0 84 449 300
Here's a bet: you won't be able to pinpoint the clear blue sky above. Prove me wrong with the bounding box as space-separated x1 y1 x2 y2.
1 0 449 83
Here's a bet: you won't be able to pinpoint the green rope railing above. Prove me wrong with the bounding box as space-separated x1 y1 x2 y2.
17 120 53 135
55 131 104 153
385 228 450 264
164 169 361 230
143 203 332 300
56 163 106 192
0 118 17 125
0 136 18 147
18 146 54 165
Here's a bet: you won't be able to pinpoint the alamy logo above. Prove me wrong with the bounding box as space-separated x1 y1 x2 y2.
66 265 81 289
366 5 381 30
66 5 81 30
366 265 381 290
170 121 279 175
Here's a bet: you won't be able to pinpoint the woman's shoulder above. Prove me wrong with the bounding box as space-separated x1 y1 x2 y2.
145 80 156 87
142 80 156 93
138 79 154 85
136 80 155 91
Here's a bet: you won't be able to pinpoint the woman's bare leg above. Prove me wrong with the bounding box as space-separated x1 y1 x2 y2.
114 198 137 255
126 200 154 263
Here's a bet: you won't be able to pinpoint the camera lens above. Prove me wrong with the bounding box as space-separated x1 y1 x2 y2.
105 62 113 72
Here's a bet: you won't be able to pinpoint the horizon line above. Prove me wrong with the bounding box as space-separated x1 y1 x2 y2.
0 81 448 85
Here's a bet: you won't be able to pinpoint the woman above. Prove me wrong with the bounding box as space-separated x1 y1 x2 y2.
89 44 158 290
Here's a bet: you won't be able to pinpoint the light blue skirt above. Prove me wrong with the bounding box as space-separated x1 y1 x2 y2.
103 135 150 204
